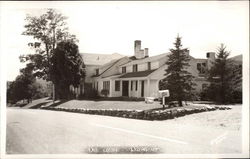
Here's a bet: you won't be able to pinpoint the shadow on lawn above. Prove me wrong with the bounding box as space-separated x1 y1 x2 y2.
29 101 51 109
29 99 69 109
46 100 68 108
79 96 146 102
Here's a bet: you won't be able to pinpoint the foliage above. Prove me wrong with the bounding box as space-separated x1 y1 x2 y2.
227 63 242 103
7 68 48 104
202 44 242 104
101 89 109 97
19 9 77 80
160 35 195 106
51 40 85 99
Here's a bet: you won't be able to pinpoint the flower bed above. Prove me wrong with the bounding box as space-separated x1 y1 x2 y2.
40 105 231 121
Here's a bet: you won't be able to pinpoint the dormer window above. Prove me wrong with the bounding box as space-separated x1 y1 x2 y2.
197 63 206 74
122 67 126 73
133 64 138 72
96 69 99 75
147 62 151 70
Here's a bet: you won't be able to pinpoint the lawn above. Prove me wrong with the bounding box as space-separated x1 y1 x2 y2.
21 97 235 111
16 97 242 129
51 99 164 110
164 105 242 131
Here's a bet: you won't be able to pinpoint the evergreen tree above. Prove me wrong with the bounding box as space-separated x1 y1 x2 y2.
205 44 241 104
161 35 195 106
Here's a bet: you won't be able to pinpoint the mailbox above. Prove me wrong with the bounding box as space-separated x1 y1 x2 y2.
159 90 170 97
158 90 170 107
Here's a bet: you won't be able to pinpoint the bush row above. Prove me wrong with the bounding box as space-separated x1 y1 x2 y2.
40 105 231 121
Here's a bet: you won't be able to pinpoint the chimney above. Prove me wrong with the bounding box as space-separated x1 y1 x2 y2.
134 40 141 57
206 52 215 59
144 48 149 57
185 49 189 56
206 52 216 70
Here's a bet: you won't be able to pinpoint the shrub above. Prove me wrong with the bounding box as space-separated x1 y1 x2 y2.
78 89 99 99
100 89 109 97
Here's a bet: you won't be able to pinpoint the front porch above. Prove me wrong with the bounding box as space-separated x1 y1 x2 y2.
118 78 159 98
93 77 160 98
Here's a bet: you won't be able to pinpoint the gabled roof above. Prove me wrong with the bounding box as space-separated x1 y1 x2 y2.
92 56 131 78
120 53 170 67
230 54 242 62
97 58 123 76
80 53 124 65
119 69 156 78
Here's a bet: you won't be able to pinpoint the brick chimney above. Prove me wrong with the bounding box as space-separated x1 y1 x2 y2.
144 48 149 57
134 40 141 58
206 52 215 70
134 40 148 59
185 49 189 56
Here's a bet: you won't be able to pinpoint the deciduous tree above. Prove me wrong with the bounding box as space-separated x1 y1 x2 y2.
51 40 85 99
7 69 36 104
19 9 78 101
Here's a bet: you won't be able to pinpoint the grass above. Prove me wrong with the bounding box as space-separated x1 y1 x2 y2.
13 98 242 130
50 99 163 110
19 97 236 111
165 105 242 131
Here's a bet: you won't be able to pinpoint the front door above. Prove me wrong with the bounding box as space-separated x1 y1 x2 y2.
141 80 144 97
122 81 129 96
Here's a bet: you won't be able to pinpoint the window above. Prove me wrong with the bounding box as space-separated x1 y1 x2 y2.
133 64 138 72
147 62 151 70
96 69 99 75
202 83 208 90
115 81 120 91
122 67 126 73
103 81 110 90
131 81 133 90
206 53 210 58
197 63 206 74
135 81 138 91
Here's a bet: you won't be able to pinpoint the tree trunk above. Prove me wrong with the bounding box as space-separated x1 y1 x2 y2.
178 99 182 107
53 83 56 102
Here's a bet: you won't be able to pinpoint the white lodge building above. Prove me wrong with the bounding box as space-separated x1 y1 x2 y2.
82 40 216 99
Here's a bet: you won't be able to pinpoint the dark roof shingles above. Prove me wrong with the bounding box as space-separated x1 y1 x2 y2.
119 69 156 78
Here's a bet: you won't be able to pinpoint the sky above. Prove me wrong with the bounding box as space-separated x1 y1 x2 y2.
0 1 249 81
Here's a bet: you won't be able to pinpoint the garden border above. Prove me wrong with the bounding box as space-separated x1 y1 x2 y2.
40 105 231 121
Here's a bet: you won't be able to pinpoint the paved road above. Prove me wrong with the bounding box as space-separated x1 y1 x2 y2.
6 108 241 154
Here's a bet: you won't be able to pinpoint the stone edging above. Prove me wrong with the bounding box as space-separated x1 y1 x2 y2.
40 105 231 121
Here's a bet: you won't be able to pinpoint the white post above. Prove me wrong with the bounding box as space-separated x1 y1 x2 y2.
162 96 165 106
147 78 150 97
128 80 131 97
121 80 123 96
137 80 139 98
109 80 112 97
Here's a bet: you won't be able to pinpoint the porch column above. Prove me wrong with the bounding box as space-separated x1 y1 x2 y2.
137 80 139 98
128 80 131 97
109 80 112 97
156 79 160 98
121 80 123 96
147 78 150 97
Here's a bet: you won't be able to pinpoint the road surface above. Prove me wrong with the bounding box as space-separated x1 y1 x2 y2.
6 108 241 154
